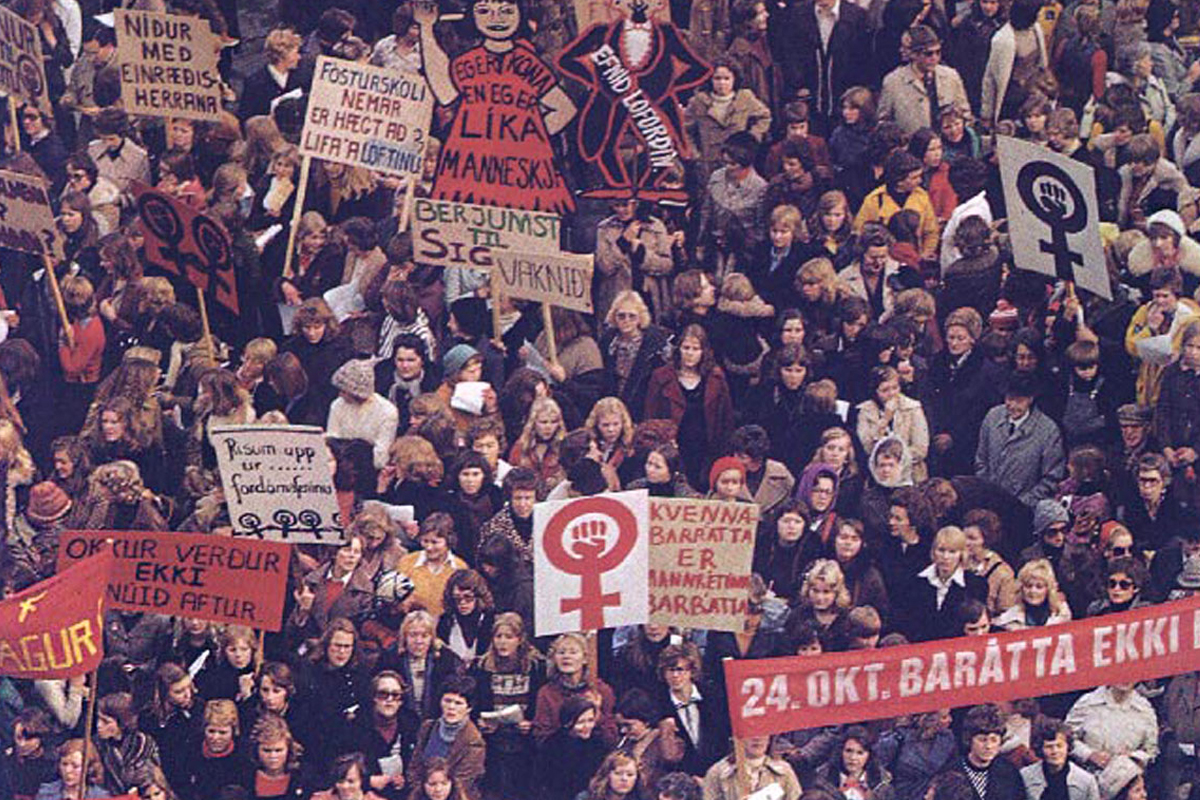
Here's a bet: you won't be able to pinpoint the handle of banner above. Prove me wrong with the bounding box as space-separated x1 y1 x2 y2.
542 303 558 364
585 630 599 683
254 628 265 676
734 737 751 800
8 98 20 154
282 156 312 280
196 290 214 365
397 175 416 235
82 665 98 767
44 255 74 350
490 268 504 350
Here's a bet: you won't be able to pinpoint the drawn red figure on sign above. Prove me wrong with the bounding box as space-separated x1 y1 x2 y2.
541 496 639 629
558 0 710 201
415 0 578 213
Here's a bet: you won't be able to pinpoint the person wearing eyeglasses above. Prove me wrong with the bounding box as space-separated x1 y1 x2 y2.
347 671 419 799
19 103 68 198
1086 557 1152 617
600 291 671 422
877 25 970 139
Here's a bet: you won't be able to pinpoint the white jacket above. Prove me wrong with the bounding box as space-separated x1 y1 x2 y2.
1065 686 1159 767
1020 762 1100 800
981 23 1048 126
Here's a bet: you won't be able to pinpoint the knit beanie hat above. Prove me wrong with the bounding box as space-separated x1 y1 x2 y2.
1146 209 1186 240
1032 499 1069 536
709 456 747 490
26 481 71 523
332 359 375 401
443 344 480 378
450 297 491 340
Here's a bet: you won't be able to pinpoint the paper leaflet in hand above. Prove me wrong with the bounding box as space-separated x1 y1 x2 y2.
479 705 525 725
451 381 489 415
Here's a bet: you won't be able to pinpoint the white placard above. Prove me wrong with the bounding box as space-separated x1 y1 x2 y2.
211 424 345 544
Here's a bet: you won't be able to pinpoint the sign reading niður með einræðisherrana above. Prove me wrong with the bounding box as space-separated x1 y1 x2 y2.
114 9 224 121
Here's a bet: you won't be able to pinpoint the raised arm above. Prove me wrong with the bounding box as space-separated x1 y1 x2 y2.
414 1 457 106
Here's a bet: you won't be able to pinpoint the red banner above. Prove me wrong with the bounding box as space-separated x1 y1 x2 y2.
0 551 113 679
132 182 239 313
58 531 290 632
725 593 1200 738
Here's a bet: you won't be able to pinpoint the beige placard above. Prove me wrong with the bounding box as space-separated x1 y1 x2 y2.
301 55 434 178
115 9 223 121
0 169 63 261
649 498 758 633
493 249 594 313
413 197 561 271
575 0 671 30
0 6 50 112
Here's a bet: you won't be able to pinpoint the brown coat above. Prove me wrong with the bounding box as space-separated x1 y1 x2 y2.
409 718 487 800
644 365 735 459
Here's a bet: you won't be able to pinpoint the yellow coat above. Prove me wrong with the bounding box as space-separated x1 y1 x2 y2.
853 184 940 258
1125 297 1200 406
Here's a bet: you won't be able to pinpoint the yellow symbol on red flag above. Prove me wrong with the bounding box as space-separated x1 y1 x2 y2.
18 591 46 623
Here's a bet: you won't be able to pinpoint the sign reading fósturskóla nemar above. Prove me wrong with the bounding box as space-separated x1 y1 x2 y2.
211 425 344 544
301 56 434 177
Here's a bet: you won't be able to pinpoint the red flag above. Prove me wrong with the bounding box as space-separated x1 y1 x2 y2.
0 551 113 679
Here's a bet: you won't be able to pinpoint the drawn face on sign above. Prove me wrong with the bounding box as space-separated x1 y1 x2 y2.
473 0 521 40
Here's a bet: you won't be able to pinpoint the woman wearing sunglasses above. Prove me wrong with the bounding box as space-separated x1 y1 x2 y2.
1087 558 1152 617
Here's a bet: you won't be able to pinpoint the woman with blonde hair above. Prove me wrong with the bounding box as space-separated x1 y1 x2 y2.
241 115 287 180
994 558 1073 630
585 397 635 473
600 291 671 421
314 161 388 224
509 396 567 498
378 609 464 723
0 419 35 535
580 751 647 800
786 558 854 651
806 191 857 273
280 211 344 306
807 426 863 516
793 255 843 338
186 368 254 473
903 526 989 642
244 712 308 799
533 632 617 746
80 460 169 531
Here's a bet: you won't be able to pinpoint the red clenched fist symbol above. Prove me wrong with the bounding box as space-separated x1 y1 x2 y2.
542 497 639 629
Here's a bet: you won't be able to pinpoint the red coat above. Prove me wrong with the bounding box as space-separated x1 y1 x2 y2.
644 366 735 456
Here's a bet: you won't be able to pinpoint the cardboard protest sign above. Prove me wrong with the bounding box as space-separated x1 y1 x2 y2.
534 490 649 636
211 424 345 544
648 499 757 632
492 249 594 313
997 135 1111 300
133 183 238 313
114 9 223 121
413 197 561 271
301 56 434 177
59 531 291 631
0 551 112 679
0 5 50 112
0 170 64 261
725 593 1200 737
558 0 709 200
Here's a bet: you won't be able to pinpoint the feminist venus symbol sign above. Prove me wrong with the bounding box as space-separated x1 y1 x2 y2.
534 490 649 636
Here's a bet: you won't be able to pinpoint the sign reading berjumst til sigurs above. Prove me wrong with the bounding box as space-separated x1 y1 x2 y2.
211 424 344 544
724 593 1200 738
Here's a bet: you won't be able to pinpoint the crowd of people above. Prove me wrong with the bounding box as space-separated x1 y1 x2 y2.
1 0 1200 800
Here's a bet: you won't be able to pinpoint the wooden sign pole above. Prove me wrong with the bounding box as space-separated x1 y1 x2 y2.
196 290 215 364
397 175 417 234
282 156 312 278
542 302 558 364
734 738 752 799
490 268 504 348
8 98 20 154
254 629 266 676
43 255 73 349
82 666 98 771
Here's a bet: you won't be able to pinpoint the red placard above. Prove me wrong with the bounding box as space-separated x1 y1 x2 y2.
725 593 1200 738
132 182 239 313
58 531 290 632
0 551 113 679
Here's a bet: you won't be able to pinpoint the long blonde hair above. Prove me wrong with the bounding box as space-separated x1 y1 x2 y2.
1015 558 1069 617
585 397 634 449
515 397 565 455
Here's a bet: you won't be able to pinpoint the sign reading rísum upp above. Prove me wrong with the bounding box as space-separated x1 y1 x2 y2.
725 593 1200 738
115 9 223 121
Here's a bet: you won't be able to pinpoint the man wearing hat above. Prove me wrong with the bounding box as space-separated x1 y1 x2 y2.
326 359 399 470
877 24 971 138
8 481 73 589
1110 404 1159 493
974 374 1066 508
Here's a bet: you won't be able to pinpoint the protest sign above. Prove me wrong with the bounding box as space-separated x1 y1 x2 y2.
0 170 63 261
724 593 1200 738
997 135 1111 300
0 551 112 679
534 490 650 636
492 249 594 313
59 531 291 632
301 56 434 177
413 198 561 271
133 183 238 313
211 424 345 544
114 9 223 121
0 5 49 112
649 499 757 632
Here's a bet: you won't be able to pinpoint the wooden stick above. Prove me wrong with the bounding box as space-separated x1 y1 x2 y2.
254 629 265 676
43 255 73 349
82 666 99 768
282 156 312 279
585 630 599 681
397 175 417 234
490 268 504 348
196 290 215 365
542 303 558 364
9 98 20 154
734 738 752 799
